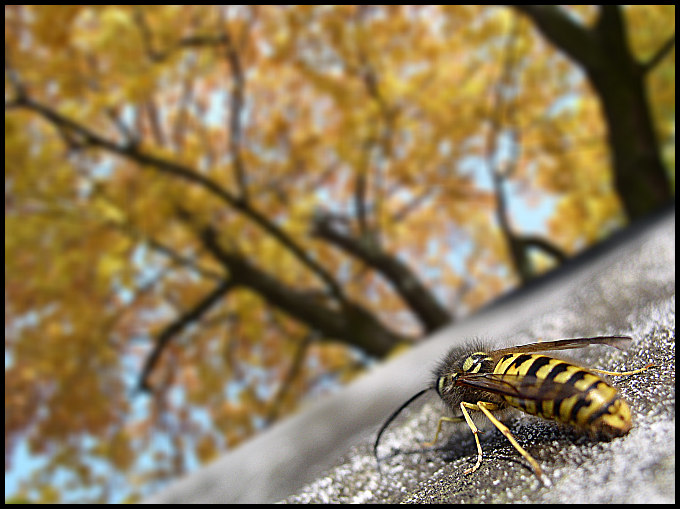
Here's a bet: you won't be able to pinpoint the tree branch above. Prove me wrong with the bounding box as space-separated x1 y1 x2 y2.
514 6 600 71
483 16 566 282
146 237 225 281
391 187 438 223
143 99 166 147
201 224 412 356
136 6 254 198
354 170 370 239
137 278 236 392
642 33 675 73
105 106 140 149
516 5 672 218
264 330 314 425
171 78 194 153
485 18 532 283
8 95 345 303
5 46 26 101
519 236 567 263
220 8 249 201
311 214 452 333
133 7 230 63
351 9 399 246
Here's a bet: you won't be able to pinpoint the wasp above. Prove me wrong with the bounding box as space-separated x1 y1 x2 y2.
373 336 654 485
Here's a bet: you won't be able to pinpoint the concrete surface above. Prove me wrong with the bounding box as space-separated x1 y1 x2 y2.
144 205 675 504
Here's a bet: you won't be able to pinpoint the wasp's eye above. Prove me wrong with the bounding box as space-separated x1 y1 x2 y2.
463 352 491 373
436 374 457 396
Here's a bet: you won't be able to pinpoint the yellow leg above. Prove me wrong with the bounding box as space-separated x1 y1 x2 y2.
475 402 551 486
423 402 552 485
459 402 486 474
422 415 464 447
423 404 492 474
588 363 655 377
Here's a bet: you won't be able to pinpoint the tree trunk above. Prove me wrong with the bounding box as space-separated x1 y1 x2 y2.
516 5 673 220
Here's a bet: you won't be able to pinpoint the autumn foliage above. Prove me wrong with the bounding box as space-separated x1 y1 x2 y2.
4 5 674 502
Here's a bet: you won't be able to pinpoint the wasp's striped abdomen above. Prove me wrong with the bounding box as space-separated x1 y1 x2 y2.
494 353 632 438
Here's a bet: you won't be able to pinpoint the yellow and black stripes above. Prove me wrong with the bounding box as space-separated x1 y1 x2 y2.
492 353 631 437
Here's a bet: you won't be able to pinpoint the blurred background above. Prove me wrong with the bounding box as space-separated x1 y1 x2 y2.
4 5 674 503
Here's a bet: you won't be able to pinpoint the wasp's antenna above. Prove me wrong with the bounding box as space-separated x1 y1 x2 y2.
374 387 433 473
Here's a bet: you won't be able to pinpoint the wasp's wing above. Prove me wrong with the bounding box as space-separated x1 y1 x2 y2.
492 336 632 358
456 373 586 402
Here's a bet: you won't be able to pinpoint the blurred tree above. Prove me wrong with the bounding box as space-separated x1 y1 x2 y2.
516 6 674 219
4 5 674 502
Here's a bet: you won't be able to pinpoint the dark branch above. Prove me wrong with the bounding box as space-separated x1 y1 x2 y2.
352 11 399 245
264 330 314 425
517 5 672 218
201 224 412 356
483 17 565 281
8 95 344 302
220 10 249 201
391 187 437 223
171 79 194 152
354 170 370 238
5 47 26 101
146 237 224 281
137 279 236 393
105 107 140 149
144 99 166 147
135 6 251 198
311 214 452 333
519 236 567 264
514 6 600 71
643 33 675 73
133 7 162 62
134 7 229 62
485 19 532 283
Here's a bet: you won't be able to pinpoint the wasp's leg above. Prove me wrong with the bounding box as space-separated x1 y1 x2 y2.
587 363 655 377
474 401 551 486
458 401 493 474
422 415 464 447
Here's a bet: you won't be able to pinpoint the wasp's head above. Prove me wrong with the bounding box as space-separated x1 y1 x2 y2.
433 341 495 408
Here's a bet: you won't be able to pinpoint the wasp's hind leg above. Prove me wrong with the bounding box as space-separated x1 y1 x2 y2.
473 401 551 486
588 363 655 377
458 401 489 474
423 405 486 475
